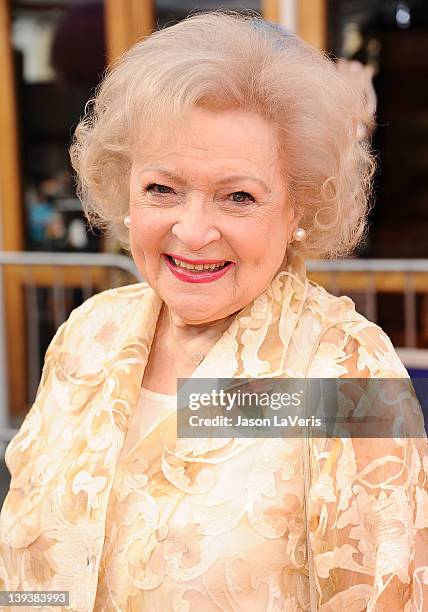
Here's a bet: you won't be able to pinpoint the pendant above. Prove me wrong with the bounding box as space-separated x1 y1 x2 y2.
187 352 205 366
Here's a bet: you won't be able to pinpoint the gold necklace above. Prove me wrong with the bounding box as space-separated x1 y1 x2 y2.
168 316 220 366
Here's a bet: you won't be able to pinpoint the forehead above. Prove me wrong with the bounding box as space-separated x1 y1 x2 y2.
132 106 281 175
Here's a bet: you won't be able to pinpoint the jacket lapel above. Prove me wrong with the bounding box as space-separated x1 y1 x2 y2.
0 251 310 611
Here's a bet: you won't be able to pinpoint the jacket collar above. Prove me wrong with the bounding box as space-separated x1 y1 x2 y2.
108 249 309 433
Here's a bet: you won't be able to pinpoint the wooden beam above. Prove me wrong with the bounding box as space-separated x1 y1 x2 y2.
9 266 109 288
0 0 23 250
0 0 27 416
105 0 155 63
308 271 428 293
297 0 327 50
262 0 280 23
131 0 155 44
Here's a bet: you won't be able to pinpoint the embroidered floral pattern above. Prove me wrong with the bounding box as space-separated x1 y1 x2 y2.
0 250 426 611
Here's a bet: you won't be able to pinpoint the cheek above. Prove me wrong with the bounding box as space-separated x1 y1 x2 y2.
130 212 168 255
233 216 285 263
129 224 154 277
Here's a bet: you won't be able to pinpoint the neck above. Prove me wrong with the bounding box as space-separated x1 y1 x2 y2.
161 303 234 349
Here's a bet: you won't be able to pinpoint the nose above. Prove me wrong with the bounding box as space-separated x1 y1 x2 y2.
171 197 221 251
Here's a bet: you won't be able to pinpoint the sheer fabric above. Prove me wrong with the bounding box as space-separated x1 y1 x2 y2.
116 387 176 468
0 250 426 611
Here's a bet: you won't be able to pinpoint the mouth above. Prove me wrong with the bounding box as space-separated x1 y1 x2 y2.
165 253 231 270
163 254 234 283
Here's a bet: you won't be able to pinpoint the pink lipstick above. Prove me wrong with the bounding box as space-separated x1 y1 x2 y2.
163 254 234 284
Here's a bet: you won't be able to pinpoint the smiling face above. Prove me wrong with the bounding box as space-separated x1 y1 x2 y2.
129 106 298 325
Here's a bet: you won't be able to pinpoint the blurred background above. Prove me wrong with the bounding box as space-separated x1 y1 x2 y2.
0 0 427 501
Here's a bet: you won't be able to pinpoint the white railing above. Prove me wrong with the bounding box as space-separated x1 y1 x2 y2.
307 258 428 349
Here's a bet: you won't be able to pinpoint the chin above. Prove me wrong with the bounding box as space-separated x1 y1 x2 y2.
173 305 218 324
168 296 224 321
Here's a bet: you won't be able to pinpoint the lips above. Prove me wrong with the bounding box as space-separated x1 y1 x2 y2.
163 254 234 283
166 254 229 271
165 252 230 265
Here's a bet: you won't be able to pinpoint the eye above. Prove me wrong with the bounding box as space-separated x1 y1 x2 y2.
230 191 255 203
145 183 174 194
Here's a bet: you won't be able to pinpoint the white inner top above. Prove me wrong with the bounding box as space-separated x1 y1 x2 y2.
117 386 176 466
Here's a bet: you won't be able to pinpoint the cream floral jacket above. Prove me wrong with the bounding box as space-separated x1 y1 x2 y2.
0 251 427 611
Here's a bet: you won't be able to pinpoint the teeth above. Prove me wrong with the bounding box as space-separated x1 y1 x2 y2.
171 257 227 271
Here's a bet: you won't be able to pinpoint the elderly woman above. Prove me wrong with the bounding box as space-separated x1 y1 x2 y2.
1 11 427 612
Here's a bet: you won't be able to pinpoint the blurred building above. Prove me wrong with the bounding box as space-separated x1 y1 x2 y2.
329 0 428 259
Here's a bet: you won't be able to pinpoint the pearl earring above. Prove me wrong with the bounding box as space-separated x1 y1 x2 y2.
123 215 131 229
292 227 306 242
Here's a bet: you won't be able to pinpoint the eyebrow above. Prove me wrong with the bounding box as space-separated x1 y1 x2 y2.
139 164 270 192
